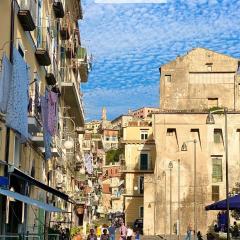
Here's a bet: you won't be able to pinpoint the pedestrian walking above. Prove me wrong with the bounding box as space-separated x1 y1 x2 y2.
127 227 133 240
134 230 140 240
119 222 127 240
87 228 98 240
108 224 116 240
197 231 203 240
185 224 192 240
100 229 110 240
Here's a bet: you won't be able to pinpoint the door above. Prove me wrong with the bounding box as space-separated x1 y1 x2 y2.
140 153 148 170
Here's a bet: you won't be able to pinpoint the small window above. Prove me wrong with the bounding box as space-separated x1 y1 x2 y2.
207 65 212 72
141 130 148 140
139 206 144 218
212 185 219 201
167 128 176 136
214 129 223 144
212 157 223 182
165 75 172 82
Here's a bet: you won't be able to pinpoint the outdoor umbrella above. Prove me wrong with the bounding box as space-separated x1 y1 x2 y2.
205 195 240 210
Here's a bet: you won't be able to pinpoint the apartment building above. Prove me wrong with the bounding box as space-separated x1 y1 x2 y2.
144 48 240 235
0 0 90 237
120 119 156 227
131 107 160 120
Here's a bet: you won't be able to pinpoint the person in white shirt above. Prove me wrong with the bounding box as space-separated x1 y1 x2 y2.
127 227 133 240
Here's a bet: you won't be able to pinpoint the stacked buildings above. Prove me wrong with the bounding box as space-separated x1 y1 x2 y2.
0 0 95 238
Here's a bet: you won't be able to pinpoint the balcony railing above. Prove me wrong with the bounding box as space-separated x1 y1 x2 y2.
72 47 90 83
17 0 36 31
60 16 71 40
46 57 58 85
35 32 51 66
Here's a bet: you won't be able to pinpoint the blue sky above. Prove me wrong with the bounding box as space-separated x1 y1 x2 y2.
80 0 240 120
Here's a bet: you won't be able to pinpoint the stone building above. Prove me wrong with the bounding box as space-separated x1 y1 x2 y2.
144 48 240 235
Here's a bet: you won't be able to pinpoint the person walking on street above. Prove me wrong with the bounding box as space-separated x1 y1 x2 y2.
87 228 98 240
119 222 127 240
185 224 192 240
197 231 203 240
135 230 140 240
108 224 116 240
100 229 110 240
126 227 133 240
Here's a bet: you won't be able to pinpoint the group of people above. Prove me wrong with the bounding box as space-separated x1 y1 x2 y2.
87 222 140 240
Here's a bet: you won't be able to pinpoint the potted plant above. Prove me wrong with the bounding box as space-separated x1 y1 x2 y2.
70 226 83 240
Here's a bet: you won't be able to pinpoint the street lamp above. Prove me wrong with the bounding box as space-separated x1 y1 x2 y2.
206 107 229 240
181 139 197 240
168 161 173 240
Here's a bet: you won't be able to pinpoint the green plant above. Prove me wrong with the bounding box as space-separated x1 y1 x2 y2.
106 148 123 165
70 226 83 237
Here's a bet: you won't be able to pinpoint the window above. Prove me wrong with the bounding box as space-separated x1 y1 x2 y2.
214 129 223 144
167 128 176 136
140 130 148 140
139 176 144 194
139 206 144 218
208 98 218 108
165 75 172 82
140 153 148 170
212 157 222 182
212 185 219 201
206 64 212 72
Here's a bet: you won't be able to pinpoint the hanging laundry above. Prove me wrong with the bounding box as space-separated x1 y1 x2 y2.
47 90 58 136
84 153 93 174
6 48 28 141
40 94 52 160
0 54 12 113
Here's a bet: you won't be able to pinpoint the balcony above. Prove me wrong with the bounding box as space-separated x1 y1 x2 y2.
120 163 154 173
61 68 84 127
46 58 58 85
35 39 51 66
60 18 70 40
73 47 90 83
18 0 36 31
28 94 42 134
30 134 44 148
51 136 63 157
53 0 64 18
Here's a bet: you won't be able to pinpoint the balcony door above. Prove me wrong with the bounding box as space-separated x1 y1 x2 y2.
140 153 148 170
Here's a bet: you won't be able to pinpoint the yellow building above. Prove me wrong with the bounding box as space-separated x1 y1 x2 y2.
0 0 89 237
121 120 156 227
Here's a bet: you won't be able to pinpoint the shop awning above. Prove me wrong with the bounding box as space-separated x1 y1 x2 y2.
9 167 74 203
0 188 63 212
205 195 240 210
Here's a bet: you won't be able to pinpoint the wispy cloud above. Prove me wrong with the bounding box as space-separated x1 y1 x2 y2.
80 0 240 120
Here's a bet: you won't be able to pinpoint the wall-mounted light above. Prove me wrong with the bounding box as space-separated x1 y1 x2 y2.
63 136 74 150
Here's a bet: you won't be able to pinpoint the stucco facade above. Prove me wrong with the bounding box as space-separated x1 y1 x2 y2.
144 48 240 236
121 120 156 226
